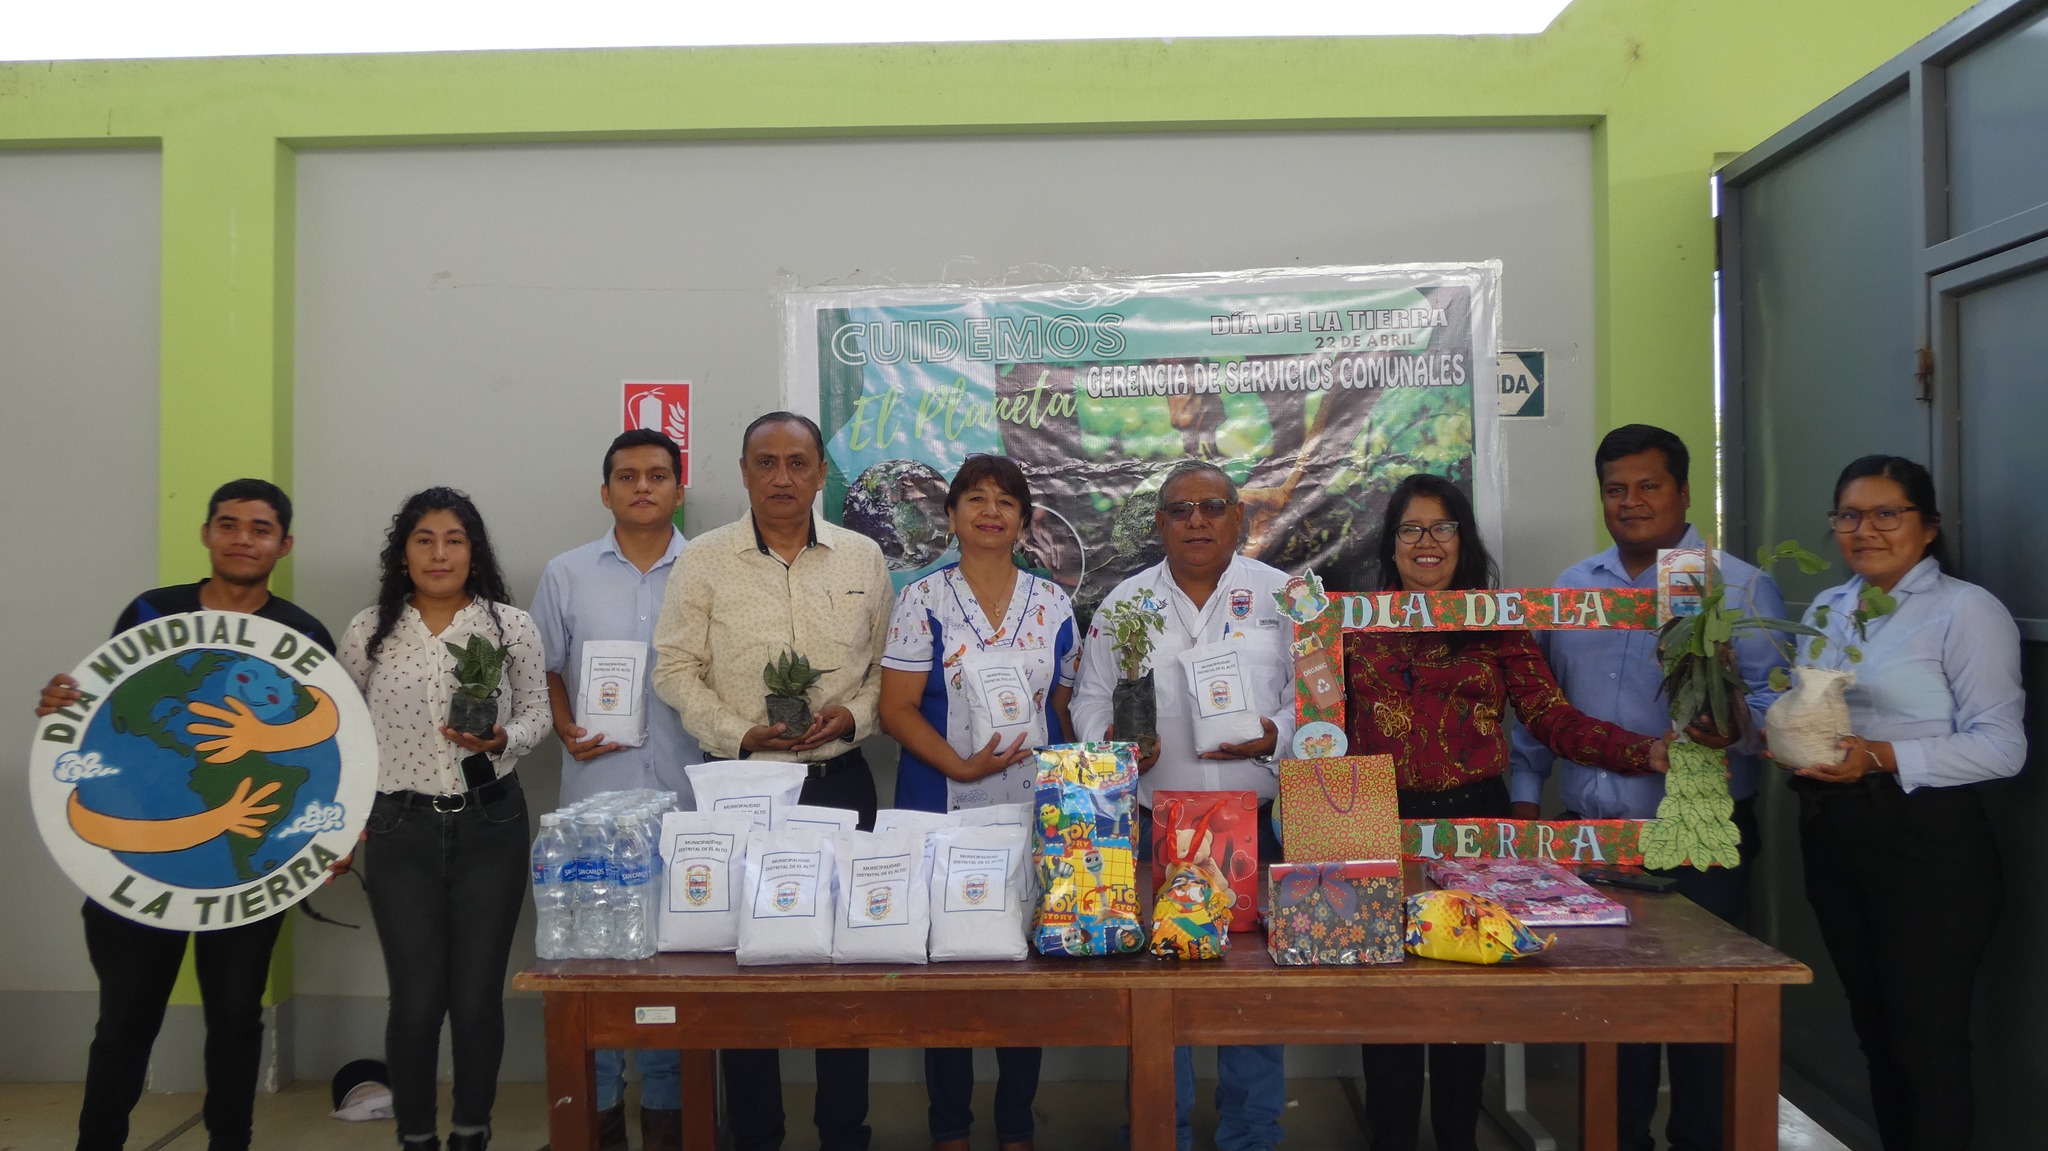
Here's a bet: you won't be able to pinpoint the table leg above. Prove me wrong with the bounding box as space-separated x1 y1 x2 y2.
1726 985 1781 1150
1579 1042 1617 1151
1129 988 1176 1151
680 1049 719 1151
541 992 599 1151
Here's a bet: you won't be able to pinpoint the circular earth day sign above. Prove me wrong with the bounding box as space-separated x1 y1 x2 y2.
30 611 377 931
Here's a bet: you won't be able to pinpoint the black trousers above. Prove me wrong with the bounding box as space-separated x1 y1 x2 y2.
76 899 284 1151
723 753 877 1151
1560 797 1759 1151
1360 776 1510 1151
363 777 532 1140
1797 776 2001 1151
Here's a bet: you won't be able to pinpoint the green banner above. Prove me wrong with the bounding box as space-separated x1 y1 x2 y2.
788 265 1502 619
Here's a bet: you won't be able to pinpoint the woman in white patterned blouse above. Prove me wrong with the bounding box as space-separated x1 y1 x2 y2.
338 487 551 1151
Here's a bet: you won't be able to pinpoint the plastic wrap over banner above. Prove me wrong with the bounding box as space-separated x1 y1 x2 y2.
788 264 1503 624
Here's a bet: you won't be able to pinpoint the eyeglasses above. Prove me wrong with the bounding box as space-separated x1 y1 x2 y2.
1395 521 1461 544
1161 498 1237 522
1826 506 1920 533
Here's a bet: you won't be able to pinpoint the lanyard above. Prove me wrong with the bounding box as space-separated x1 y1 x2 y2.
947 566 1037 650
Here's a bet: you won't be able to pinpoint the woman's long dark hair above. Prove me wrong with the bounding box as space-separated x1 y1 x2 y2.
1832 454 1948 571
1375 473 1498 592
365 486 512 666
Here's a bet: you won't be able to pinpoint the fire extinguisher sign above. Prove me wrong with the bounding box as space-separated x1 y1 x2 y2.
621 381 691 487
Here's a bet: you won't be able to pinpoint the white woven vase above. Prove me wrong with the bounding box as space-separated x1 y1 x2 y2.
1764 667 1856 770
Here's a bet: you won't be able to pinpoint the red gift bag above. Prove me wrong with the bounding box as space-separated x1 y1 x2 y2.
1150 791 1261 933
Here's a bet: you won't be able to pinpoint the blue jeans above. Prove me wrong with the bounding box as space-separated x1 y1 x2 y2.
1175 1044 1286 1151
594 1048 682 1112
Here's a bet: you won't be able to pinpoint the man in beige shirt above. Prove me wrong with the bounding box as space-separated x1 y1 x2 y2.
651 409 890 1151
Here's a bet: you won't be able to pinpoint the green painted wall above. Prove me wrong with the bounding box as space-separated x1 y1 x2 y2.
0 0 1981 1036
0 0 1974 578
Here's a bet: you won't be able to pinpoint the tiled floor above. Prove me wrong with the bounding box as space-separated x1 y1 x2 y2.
0 1075 1848 1150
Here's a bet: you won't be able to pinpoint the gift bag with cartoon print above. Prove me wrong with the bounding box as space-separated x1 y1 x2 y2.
1031 743 1145 957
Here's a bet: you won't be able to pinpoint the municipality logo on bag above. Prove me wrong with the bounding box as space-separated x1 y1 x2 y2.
685 862 714 905
865 885 893 921
29 613 376 932
773 880 802 911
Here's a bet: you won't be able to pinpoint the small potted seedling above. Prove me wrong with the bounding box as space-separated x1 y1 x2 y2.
444 634 508 739
763 649 831 732
1102 597 1166 753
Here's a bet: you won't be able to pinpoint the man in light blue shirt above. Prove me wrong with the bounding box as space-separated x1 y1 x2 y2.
531 429 700 1151
1508 425 1785 1151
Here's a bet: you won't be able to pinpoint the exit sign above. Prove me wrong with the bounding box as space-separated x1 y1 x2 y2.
1497 351 1545 418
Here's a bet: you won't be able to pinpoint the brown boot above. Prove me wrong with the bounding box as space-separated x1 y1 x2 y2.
640 1106 682 1151
596 1102 628 1151
999 1142 1036 1151
933 1140 972 1151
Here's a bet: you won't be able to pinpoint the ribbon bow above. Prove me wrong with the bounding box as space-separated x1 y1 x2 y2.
1275 863 1360 919
1156 797 1257 888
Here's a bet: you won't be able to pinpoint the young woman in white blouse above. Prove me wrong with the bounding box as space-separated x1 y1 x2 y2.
339 487 551 1151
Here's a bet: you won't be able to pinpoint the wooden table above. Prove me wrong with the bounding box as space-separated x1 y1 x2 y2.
514 887 1808 1151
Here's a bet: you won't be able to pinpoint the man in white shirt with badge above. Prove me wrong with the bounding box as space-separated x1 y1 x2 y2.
531 429 700 1151
1072 460 1297 1151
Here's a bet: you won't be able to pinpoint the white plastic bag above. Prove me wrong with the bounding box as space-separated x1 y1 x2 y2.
736 826 838 966
949 649 1052 811
953 802 1029 828
927 824 1031 962
777 804 860 833
1177 637 1266 754
686 761 806 831
656 811 754 952
574 640 650 748
874 808 961 834
959 647 1047 751
831 829 932 964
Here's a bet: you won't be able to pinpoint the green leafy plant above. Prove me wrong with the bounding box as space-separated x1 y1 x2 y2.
763 649 831 700
444 634 508 700
1101 598 1166 681
1655 542 1826 746
1764 580 1897 691
1644 540 1896 871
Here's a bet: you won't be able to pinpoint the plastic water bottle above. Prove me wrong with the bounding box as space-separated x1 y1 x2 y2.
530 814 574 960
612 816 654 959
638 805 667 949
572 813 616 958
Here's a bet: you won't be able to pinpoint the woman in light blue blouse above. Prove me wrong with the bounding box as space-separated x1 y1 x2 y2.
1779 455 2025 1151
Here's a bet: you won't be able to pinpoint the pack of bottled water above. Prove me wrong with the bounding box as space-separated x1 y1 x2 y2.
531 789 678 960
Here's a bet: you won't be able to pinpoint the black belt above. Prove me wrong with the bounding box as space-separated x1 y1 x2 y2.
383 772 516 813
1788 772 1901 801
805 749 865 781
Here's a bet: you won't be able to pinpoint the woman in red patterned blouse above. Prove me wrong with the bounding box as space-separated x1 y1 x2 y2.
1347 473 1668 1151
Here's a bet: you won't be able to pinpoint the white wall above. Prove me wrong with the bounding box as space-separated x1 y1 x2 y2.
0 149 162 1078
288 127 1597 1080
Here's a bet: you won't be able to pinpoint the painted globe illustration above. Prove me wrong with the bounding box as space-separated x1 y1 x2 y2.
73 649 343 888
842 459 951 572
